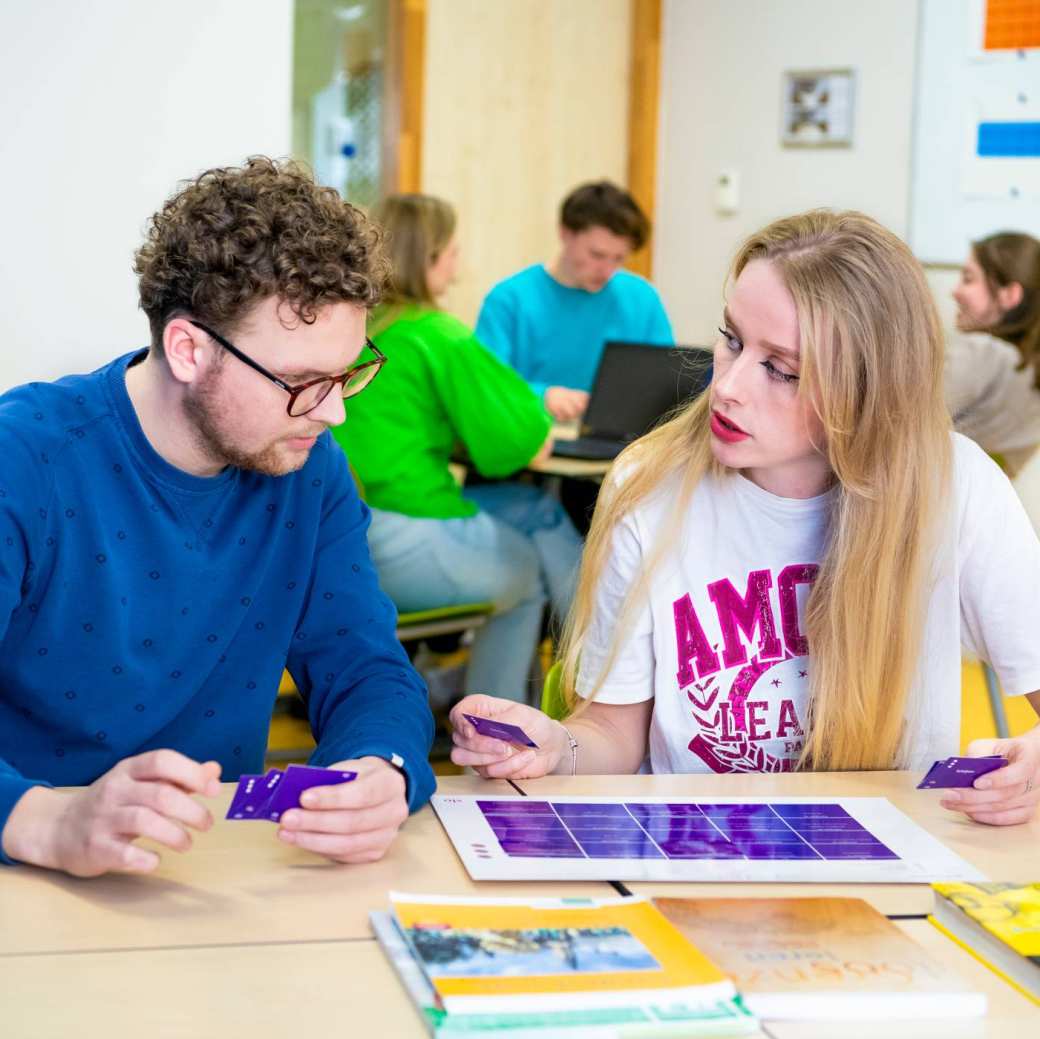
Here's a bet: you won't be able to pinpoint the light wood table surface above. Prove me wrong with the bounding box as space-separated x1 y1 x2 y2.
0 776 614 957
0 939 422 1039
511 771 1040 917
1 920 1031 1038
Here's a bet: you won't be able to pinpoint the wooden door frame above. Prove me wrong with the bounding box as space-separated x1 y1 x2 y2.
627 0 662 279
384 0 426 195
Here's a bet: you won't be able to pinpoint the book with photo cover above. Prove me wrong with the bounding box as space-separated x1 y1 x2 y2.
370 892 757 1037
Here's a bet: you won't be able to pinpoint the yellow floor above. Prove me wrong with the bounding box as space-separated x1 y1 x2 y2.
266 658 1036 773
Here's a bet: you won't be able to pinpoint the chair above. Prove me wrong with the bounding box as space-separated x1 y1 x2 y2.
396 602 493 644
541 660 567 721
982 662 1011 740
267 603 494 764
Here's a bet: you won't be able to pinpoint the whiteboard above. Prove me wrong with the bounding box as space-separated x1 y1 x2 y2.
910 0 1040 264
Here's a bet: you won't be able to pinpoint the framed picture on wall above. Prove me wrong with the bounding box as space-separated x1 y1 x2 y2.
781 68 856 147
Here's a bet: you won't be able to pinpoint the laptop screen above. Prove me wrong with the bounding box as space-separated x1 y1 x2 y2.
582 341 713 442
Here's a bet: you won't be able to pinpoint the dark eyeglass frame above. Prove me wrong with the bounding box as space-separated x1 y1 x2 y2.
188 319 386 417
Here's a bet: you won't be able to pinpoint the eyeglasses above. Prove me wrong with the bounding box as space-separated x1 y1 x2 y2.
188 319 386 417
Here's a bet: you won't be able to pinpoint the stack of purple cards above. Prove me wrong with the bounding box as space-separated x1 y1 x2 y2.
462 713 538 749
916 755 1008 789
226 764 357 822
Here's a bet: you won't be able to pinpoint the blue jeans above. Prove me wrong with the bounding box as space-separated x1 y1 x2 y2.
366 483 582 702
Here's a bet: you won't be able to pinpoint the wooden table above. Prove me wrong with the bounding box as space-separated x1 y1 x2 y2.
2 771 1036 1036
513 772 1040 917
1 919 1032 1038
0 776 613 956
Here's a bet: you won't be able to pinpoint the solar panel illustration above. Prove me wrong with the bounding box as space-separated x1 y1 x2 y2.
475 800 899 861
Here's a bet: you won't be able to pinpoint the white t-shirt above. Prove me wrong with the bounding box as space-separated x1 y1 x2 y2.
577 434 1040 773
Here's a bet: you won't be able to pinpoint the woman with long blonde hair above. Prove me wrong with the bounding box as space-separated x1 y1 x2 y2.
451 210 1040 827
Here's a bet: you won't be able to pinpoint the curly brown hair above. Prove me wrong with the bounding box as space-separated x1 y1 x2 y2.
134 156 388 352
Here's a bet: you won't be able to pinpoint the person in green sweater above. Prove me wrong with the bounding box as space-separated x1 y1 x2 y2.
332 195 583 702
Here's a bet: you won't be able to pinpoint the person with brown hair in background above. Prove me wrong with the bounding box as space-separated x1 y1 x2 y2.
475 180 673 423
946 231 1040 475
332 194 582 705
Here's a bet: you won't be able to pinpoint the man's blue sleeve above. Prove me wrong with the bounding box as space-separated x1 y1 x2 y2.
0 408 55 864
286 442 435 812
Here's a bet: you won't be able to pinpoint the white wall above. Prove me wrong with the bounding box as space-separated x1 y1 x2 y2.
0 1 292 389
654 0 927 343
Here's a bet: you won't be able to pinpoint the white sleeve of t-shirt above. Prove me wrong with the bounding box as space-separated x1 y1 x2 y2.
957 436 1040 697
575 511 656 704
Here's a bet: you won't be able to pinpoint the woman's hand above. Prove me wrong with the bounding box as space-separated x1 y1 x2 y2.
941 735 1040 825
449 694 571 779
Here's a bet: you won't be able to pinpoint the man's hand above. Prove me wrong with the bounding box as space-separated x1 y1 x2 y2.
275 756 408 863
941 735 1040 825
545 386 589 422
1 750 221 876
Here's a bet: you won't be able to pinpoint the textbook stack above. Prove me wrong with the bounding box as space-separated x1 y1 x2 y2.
370 892 757 1038
930 881 1040 1005
655 895 987 1020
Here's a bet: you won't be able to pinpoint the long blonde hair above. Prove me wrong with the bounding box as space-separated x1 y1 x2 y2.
559 210 952 771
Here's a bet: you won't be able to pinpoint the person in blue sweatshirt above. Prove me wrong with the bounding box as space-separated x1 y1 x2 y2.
475 180 674 423
0 157 434 877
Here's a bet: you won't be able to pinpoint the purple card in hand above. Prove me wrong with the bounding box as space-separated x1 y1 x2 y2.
463 713 538 748
262 764 358 822
917 755 1008 789
226 773 265 819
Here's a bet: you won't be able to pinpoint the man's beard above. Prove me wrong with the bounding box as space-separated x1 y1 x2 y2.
183 369 310 478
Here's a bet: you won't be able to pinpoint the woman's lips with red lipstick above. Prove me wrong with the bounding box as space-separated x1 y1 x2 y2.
710 410 750 443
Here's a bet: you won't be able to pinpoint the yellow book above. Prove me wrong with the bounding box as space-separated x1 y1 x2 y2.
388 892 737 1017
931 882 1040 1005
656 896 986 1020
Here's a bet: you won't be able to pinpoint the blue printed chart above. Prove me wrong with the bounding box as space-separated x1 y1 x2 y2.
431 796 986 883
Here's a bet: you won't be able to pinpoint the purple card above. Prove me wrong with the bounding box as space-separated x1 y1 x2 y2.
226 773 265 820
262 765 358 822
917 755 1008 789
463 713 538 748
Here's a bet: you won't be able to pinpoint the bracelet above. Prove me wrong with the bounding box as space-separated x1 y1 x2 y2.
560 724 579 776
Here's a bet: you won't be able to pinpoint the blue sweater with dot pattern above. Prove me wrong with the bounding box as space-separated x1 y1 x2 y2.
0 351 435 858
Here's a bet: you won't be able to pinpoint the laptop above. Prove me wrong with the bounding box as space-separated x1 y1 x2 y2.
551 341 713 461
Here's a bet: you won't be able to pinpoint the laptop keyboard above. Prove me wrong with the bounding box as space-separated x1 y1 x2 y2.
551 437 623 461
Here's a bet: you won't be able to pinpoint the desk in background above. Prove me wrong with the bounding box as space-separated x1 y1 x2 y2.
526 419 613 479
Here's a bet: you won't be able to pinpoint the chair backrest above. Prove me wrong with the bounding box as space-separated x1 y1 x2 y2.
541 661 567 720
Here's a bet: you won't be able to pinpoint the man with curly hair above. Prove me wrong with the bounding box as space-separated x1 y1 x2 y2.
0 157 435 877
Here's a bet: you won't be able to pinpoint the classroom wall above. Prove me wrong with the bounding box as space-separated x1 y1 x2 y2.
421 0 632 325
653 0 962 343
0 1 292 390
